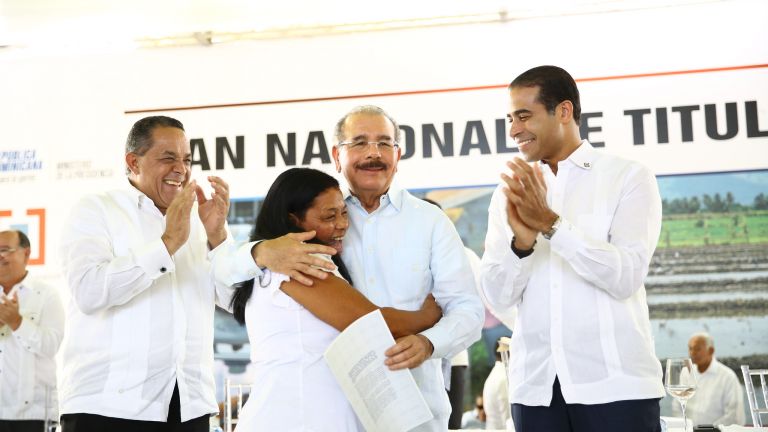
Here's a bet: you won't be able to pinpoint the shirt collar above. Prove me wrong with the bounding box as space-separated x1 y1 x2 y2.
5 272 28 297
547 139 597 171
122 178 158 212
699 357 720 376
342 179 404 212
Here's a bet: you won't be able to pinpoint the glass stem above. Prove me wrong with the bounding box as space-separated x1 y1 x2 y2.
680 401 687 431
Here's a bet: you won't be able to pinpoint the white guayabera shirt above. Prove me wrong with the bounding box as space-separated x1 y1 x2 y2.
0 275 64 420
481 141 666 406
59 183 233 422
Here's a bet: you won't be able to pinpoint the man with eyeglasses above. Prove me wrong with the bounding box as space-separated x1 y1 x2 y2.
0 229 64 432
329 105 483 431
217 105 483 431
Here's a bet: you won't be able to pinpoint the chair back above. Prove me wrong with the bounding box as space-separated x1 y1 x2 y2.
224 378 253 432
44 385 59 432
741 365 768 426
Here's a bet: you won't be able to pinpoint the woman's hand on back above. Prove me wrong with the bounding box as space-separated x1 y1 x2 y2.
420 294 442 327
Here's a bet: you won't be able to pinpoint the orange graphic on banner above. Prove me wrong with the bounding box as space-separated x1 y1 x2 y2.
26 209 45 265
0 208 46 265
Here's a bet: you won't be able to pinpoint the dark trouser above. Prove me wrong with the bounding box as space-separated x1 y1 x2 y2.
447 365 467 429
60 383 209 432
0 420 46 432
511 377 661 432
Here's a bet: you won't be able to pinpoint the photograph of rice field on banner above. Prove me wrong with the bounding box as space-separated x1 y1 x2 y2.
215 169 767 416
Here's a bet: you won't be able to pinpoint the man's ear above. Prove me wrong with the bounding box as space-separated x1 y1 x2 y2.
559 101 573 123
288 213 300 226
331 146 342 173
393 145 402 173
125 153 139 175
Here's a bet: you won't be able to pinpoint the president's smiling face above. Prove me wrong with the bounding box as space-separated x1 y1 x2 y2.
332 113 401 199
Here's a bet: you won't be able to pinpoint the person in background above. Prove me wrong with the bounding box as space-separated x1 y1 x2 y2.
480 66 665 431
420 197 471 430
0 230 64 432
483 340 512 431
481 313 512 369
58 115 233 432
673 332 745 426
461 395 487 429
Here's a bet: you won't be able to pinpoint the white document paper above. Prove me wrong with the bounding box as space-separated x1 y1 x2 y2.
324 309 433 432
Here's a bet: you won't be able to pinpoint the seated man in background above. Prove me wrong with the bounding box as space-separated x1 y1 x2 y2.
0 229 64 432
483 340 512 431
461 395 486 429
673 332 745 426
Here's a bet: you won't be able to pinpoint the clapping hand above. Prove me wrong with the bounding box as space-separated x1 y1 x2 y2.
162 180 197 255
197 176 230 249
501 158 558 247
0 291 22 331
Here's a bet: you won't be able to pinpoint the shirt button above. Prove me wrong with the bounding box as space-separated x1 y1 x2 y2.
160 267 167 273
118 389 124 394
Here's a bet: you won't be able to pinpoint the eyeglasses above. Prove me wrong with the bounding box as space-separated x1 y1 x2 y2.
337 140 399 153
0 248 18 257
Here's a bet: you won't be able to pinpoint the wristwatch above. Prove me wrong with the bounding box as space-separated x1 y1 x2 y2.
542 214 562 240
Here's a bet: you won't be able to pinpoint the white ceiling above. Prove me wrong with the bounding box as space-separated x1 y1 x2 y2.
0 0 722 50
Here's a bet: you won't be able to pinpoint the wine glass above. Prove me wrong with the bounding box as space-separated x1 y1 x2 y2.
665 358 697 431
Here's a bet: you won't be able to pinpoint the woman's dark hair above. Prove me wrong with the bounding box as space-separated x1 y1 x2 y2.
230 167 352 324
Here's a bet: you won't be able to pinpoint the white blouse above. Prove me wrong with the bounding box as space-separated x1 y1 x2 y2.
231 255 363 432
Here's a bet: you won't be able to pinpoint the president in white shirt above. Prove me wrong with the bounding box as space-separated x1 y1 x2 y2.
330 106 483 431
480 66 665 431
59 116 233 432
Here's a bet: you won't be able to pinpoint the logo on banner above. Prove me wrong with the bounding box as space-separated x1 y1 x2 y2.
0 208 46 265
0 149 43 185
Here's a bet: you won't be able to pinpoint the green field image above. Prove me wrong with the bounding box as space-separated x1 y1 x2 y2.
659 211 768 248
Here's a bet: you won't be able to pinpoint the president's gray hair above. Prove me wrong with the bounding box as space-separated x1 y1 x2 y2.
333 105 401 144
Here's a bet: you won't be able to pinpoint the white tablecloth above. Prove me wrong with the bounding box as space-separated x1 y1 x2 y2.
662 417 767 432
